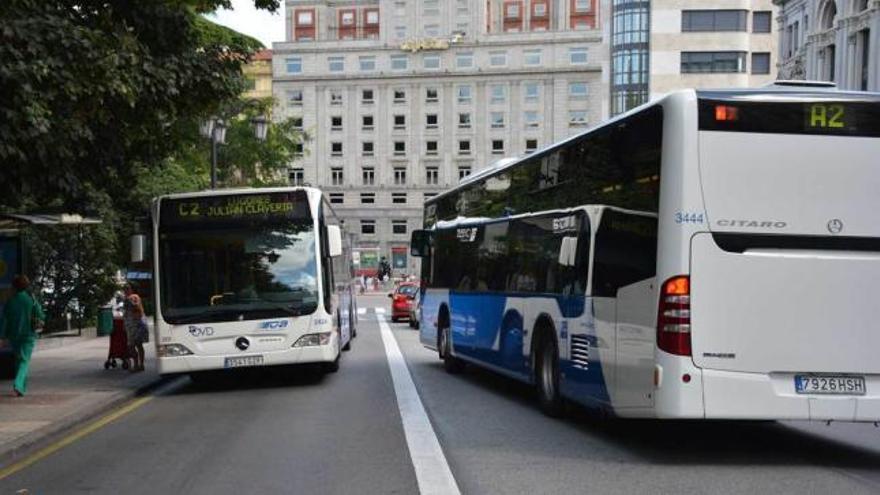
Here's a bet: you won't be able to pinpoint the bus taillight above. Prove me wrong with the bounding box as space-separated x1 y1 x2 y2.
658 275 692 356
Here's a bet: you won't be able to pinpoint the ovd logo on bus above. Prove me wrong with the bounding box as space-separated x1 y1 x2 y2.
188 325 215 337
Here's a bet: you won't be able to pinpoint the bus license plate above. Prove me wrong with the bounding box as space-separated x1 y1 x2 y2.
224 355 264 369
794 375 866 396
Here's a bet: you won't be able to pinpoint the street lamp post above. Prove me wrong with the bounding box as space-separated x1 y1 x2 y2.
201 115 267 189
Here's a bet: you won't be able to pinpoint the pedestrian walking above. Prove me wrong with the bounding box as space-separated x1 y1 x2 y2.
122 285 147 372
0 275 45 397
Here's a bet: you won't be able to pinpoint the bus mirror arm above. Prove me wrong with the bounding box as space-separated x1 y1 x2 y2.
327 225 343 257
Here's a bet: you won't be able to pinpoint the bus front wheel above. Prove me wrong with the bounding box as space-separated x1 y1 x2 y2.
440 327 464 374
536 337 564 417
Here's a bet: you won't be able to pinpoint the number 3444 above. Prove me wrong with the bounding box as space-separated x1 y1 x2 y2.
674 212 704 224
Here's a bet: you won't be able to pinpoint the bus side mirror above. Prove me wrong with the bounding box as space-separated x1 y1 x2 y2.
327 225 343 257
410 230 431 257
558 237 577 267
131 234 146 263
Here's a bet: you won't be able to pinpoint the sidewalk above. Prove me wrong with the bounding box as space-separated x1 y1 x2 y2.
0 334 163 464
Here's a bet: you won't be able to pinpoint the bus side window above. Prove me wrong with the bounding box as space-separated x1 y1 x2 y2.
591 210 657 298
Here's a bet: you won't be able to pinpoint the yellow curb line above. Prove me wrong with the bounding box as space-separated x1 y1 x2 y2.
0 396 153 481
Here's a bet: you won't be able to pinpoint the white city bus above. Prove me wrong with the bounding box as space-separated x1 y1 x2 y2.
411 86 880 421
151 187 356 378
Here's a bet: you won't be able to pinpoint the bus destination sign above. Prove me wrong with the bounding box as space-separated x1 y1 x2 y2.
160 191 309 226
699 99 880 137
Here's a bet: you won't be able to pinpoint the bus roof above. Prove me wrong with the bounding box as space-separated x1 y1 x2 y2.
427 86 880 207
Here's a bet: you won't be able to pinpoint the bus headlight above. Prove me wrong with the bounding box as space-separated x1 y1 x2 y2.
157 344 194 357
292 332 332 348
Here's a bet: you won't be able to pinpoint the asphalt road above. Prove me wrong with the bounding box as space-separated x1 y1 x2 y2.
2 294 880 494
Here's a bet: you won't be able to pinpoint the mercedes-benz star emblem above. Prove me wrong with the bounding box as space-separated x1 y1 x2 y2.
235 337 250 351
827 218 844 234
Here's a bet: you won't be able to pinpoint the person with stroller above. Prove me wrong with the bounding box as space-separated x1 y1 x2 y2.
0 275 45 397
122 284 147 372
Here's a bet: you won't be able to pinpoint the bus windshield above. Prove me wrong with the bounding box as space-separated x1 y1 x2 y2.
158 193 319 324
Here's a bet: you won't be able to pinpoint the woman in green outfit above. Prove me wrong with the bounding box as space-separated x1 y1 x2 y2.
0 275 44 396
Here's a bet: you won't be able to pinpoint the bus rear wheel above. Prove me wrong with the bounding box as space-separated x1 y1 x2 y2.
440 326 464 374
536 337 564 417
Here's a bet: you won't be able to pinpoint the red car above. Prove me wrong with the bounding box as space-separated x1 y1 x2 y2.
389 283 419 322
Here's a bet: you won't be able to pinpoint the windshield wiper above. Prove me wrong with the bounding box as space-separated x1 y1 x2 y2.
169 309 244 325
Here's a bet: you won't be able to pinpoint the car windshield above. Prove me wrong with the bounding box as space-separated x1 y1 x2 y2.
397 285 418 297
159 220 319 324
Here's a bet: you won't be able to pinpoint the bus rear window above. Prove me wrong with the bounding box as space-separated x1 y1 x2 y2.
698 99 880 137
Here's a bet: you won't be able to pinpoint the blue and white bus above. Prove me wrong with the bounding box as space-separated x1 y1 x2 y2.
151 187 356 379
410 87 880 421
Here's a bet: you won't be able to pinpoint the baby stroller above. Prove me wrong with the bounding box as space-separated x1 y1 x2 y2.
104 317 131 370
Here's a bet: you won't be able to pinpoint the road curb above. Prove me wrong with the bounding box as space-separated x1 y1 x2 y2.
0 374 175 470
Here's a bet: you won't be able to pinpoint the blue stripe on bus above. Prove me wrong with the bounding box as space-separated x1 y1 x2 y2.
434 291 610 405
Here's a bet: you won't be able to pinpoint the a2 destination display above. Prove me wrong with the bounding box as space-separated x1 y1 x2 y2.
160 190 311 228
699 98 880 137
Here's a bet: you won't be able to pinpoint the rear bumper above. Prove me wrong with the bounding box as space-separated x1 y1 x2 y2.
701 368 880 422
157 340 338 375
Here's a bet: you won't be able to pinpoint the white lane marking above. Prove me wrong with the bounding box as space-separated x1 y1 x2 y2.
375 308 387 315
377 315 461 495
357 307 367 315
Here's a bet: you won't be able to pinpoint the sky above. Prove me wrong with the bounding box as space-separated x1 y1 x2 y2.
206 0 286 48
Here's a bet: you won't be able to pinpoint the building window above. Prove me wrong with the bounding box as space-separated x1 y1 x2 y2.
362 89 375 104
392 220 408 235
426 87 439 103
394 114 406 129
458 113 471 128
329 193 344 204
392 193 407 204
359 56 376 71
293 143 304 156
491 140 504 155
286 57 303 74
456 52 474 68
423 0 440 16
569 47 588 65
423 54 441 70
362 141 374 157
394 167 407 185
524 111 539 128
490 51 508 67
426 114 439 129
361 220 376 235
682 10 747 32
490 112 505 128
426 167 439 185
361 193 375 204
394 25 407 39
574 0 589 13
523 49 542 66
331 168 344 186
490 84 507 104
569 82 588 100
426 141 439 155
424 24 440 36
751 52 771 74
456 0 469 15
505 2 521 18
458 166 472 179
458 140 471 155
753 11 772 33
393 89 407 103
331 116 342 131
523 82 540 102
289 168 305 185
328 57 344 72
297 11 314 25
291 116 303 130
525 139 538 153
391 55 409 70
394 141 406 156
340 11 355 26
330 90 342 105
366 10 380 25
331 142 343 157
362 167 375 185
362 115 374 130
681 51 747 73
288 89 303 106
568 110 588 126
457 85 472 103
